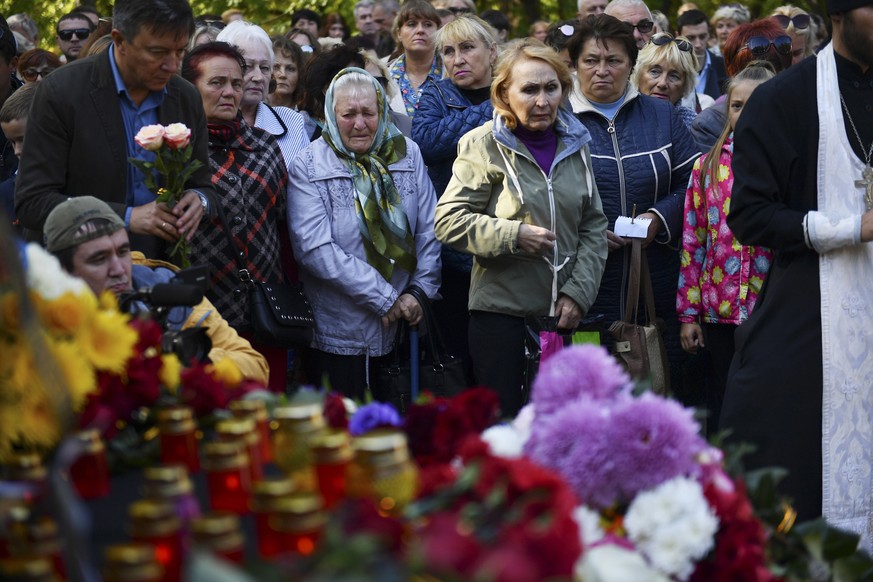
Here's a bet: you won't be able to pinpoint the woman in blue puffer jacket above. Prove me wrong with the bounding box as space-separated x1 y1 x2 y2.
412 15 498 380
567 15 701 388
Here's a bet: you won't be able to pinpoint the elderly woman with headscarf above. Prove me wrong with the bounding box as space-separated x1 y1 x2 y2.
288 68 441 400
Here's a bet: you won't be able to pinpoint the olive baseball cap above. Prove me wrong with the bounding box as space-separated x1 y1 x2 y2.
44 196 125 252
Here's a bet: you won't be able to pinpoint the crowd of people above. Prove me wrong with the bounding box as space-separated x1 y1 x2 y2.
2 0 873 543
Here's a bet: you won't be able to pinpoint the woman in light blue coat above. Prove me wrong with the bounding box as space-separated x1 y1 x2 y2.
288 68 441 399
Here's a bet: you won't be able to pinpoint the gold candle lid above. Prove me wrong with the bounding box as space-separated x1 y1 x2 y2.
351 428 410 466
142 465 193 497
229 399 268 421
4 452 47 481
250 476 295 512
273 404 326 428
191 512 244 553
128 499 180 537
103 543 163 581
202 441 249 471
76 429 105 454
156 406 195 434
0 556 56 580
215 418 259 446
269 492 327 533
311 429 353 464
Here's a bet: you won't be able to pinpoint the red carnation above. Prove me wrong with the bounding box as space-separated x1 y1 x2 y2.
323 392 349 429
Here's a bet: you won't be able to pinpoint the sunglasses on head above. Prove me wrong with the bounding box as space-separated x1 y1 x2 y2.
22 67 56 82
58 28 91 41
651 33 692 52
742 35 792 57
773 14 810 30
630 19 654 34
448 7 472 14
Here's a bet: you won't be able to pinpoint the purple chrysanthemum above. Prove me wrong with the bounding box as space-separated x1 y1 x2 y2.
524 400 619 509
348 402 403 436
531 345 630 417
606 393 706 502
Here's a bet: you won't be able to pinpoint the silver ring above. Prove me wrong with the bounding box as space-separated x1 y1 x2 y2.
161 222 167 230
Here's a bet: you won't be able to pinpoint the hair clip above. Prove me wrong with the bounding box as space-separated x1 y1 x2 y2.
559 24 575 36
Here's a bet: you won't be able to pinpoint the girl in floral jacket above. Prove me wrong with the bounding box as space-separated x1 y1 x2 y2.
676 63 776 433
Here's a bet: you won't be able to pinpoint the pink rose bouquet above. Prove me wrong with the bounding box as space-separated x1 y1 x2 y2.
129 123 202 267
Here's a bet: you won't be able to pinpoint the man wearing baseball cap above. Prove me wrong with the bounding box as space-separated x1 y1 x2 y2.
45 196 268 383
721 0 873 541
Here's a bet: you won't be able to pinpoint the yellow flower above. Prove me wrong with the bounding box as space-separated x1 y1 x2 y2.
718 301 732 318
6 339 39 398
160 354 182 392
208 358 243 388
80 310 137 373
16 388 62 453
717 164 730 182
48 339 97 411
0 292 20 332
98 290 120 311
723 198 731 216
687 288 701 304
38 291 91 336
680 249 691 268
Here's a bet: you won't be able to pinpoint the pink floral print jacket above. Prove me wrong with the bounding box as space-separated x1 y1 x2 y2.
676 136 773 325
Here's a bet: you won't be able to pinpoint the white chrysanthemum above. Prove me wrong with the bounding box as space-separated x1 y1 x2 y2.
25 243 89 299
624 477 718 581
572 505 604 546
575 544 671 582
482 424 527 459
512 403 535 441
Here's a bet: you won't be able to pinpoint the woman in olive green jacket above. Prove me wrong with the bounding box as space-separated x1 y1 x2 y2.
434 40 608 415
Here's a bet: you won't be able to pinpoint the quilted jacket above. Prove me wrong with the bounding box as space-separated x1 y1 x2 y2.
570 84 701 360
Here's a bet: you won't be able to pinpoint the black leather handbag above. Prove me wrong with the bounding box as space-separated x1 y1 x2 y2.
216 205 314 348
371 286 468 413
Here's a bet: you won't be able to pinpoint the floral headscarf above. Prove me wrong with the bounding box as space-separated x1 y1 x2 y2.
322 67 417 281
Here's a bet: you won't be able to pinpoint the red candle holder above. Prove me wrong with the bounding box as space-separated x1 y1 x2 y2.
191 513 245 564
202 442 251 515
69 430 110 499
215 417 262 484
250 477 295 558
157 406 199 474
128 500 183 582
267 493 326 557
21 517 65 580
272 404 326 492
229 399 273 463
311 430 352 509
103 544 163 582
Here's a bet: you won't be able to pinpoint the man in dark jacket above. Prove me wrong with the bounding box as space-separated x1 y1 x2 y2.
677 10 728 101
14 0 215 262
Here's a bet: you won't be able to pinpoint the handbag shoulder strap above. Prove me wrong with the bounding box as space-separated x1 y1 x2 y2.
623 240 642 323
623 239 658 324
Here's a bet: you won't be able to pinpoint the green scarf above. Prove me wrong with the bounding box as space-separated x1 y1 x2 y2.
322 67 417 281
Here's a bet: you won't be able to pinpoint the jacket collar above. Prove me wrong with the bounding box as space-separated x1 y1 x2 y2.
254 102 289 138
569 79 639 115
492 106 591 153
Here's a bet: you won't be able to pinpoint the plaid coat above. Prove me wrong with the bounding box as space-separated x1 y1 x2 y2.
190 121 288 329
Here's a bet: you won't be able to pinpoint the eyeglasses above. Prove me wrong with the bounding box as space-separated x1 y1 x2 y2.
57 28 91 41
22 68 55 82
629 19 654 34
742 35 792 57
651 33 692 52
773 14 810 30
448 7 472 15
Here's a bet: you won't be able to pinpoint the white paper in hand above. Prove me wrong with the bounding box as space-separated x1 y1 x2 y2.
614 215 651 239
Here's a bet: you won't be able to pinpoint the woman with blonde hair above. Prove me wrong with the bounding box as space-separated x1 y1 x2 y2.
435 39 608 414
413 14 499 378
771 5 816 65
631 33 713 127
709 4 750 56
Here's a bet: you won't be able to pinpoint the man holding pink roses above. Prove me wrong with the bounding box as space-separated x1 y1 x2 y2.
14 0 216 264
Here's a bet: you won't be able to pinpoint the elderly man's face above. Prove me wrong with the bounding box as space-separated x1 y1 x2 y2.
356 5 379 35
579 0 608 18
70 229 133 297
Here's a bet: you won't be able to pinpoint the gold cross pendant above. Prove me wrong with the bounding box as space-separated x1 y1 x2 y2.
858 164 873 211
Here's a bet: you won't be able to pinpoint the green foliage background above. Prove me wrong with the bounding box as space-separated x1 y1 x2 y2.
1 0 827 51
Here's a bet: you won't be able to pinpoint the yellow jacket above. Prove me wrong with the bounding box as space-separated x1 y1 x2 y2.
131 252 269 384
